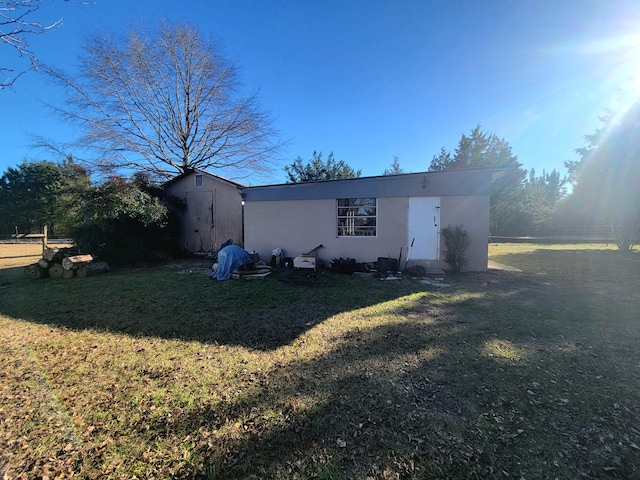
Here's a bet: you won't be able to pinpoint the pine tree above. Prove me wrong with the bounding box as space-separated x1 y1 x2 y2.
382 156 405 176
429 125 527 236
284 151 361 183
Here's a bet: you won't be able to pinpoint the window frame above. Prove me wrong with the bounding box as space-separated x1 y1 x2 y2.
194 174 204 188
336 197 377 237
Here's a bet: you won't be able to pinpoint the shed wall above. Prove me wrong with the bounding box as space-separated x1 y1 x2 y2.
166 173 243 252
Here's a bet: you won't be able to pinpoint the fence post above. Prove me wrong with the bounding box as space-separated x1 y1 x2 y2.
42 225 48 255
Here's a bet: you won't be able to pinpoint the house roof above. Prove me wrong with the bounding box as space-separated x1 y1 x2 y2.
243 166 510 202
163 168 246 189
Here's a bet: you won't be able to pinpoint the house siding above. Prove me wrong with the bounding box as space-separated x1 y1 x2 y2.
439 195 490 271
243 169 495 271
244 197 408 265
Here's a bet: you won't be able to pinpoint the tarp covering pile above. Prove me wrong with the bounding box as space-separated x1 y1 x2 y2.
210 245 254 281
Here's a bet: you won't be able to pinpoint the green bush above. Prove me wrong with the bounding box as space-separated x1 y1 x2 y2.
442 225 471 273
609 219 638 253
70 175 185 265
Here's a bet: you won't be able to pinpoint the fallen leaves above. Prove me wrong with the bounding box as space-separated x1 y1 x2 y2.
1 246 639 478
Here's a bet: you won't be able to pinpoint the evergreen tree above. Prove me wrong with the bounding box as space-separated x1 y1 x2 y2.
0 158 90 236
429 125 527 236
429 147 452 172
382 156 405 175
70 175 183 264
521 169 567 235
285 151 361 183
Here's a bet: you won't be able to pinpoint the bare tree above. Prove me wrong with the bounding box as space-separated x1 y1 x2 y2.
1 0 62 89
42 20 282 179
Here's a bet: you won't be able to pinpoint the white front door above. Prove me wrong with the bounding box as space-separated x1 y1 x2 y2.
407 197 440 260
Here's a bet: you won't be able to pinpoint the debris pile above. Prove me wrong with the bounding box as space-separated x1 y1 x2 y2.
329 257 371 275
210 245 273 281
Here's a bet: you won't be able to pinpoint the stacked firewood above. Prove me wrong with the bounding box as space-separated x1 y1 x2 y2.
24 246 109 280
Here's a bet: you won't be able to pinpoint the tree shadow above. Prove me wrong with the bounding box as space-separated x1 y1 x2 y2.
0 261 432 350
3 256 639 478
152 270 640 478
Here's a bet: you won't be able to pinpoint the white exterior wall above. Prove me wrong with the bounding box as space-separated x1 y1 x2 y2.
438 195 490 272
245 194 489 272
244 197 407 265
242 170 495 272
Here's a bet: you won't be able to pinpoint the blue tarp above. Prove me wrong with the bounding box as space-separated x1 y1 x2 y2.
210 245 254 281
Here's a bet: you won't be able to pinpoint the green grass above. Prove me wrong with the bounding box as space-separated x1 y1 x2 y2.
1 245 639 479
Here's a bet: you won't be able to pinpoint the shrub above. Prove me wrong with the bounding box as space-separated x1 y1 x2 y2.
442 225 471 273
610 221 638 253
70 176 184 265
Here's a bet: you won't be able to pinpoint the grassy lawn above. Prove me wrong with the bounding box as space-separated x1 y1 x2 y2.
1 244 639 479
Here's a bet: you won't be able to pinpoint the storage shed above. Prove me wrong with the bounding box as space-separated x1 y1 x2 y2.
243 168 498 272
165 169 244 254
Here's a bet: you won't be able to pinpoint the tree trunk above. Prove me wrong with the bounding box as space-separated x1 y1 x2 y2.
24 264 48 279
77 261 109 278
48 262 64 278
43 246 56 262
62 269 75 279
37 258 49 269
43 245 79 262
62 254 94 271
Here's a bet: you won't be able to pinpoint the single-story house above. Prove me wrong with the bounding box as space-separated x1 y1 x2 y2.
164 169 245 253
242 168 500 272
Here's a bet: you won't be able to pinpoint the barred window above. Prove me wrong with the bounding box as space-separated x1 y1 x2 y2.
337 198 377 237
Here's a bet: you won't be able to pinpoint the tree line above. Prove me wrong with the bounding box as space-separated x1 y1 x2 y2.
427 125 567 238
426 109 639 250
285 109 639 251
0 159 185 265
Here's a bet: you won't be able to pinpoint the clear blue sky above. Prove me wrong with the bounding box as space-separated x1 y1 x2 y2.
2 0 640 184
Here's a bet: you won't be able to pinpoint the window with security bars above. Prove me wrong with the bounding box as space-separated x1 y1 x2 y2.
337 198 377 236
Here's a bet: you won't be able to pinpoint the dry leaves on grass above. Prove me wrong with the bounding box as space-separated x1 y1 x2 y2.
0 327 84 478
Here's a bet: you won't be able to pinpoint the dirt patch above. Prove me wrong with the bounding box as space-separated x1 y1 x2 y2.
163 257 213 276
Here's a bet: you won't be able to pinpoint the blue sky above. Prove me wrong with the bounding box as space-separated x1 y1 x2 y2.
2 0 640 184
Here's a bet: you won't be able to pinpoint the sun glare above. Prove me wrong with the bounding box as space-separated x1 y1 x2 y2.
580 30 640 118
546 10 640 129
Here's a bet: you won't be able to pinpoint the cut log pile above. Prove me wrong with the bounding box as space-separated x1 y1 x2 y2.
24 246 110 280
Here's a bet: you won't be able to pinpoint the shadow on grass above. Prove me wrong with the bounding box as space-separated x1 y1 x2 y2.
147 278 640 479
490 249 640 324
0 262 439 350
2 249 637 351
2 251 639 478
